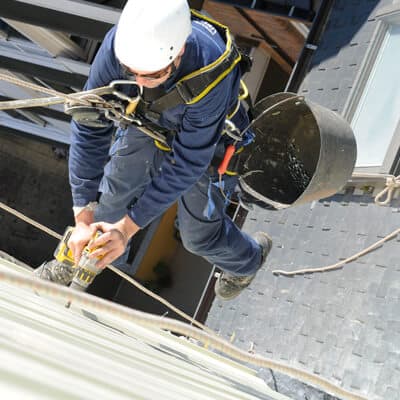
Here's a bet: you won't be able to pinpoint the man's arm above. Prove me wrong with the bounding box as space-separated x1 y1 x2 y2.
68 27 123 262
69 27 121 208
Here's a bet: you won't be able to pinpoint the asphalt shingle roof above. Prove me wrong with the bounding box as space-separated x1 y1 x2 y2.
207 1 399 399
208 193 400 399
299 0 387 114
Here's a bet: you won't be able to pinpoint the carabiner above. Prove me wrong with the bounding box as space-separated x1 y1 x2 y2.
222 119 242 142
109 80 143 103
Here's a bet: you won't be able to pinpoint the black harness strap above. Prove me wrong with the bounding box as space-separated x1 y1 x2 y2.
147 44 241 115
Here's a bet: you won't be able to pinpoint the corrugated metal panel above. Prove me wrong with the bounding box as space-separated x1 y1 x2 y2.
0 259 288 400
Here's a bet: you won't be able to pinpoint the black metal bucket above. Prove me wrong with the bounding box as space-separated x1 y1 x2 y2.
238 92 357 210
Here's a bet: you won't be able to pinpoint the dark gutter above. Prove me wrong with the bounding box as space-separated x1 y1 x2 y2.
285 0 335 92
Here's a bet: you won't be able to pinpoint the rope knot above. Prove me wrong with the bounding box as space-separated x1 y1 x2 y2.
375 174 400 206
386 175 400 188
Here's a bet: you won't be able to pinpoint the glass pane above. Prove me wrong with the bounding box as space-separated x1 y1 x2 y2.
351 24 400 167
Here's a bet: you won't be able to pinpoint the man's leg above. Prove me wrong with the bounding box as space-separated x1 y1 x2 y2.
177 171 272 299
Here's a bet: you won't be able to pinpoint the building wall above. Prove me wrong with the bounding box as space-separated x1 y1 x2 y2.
0 130 73 266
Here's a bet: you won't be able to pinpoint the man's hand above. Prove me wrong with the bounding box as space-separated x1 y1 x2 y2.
68 221 95 265
87 215 140 268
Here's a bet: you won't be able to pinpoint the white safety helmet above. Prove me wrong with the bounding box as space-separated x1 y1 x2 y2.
115 0 192 72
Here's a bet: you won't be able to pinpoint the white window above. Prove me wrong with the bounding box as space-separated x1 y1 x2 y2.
344 5 400 173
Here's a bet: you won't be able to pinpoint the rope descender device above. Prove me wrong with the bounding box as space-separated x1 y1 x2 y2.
64 80 144 129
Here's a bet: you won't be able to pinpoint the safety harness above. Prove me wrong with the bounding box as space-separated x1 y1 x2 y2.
112 10 253 170
63 10 252 164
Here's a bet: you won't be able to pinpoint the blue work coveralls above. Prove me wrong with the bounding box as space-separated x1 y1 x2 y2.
69 18 262 275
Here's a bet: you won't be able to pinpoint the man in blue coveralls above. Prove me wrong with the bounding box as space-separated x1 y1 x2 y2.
36 0 272 300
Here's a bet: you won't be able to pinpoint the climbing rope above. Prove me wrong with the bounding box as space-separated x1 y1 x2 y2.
0 73 95 108
272 172 400 276
0 266 366 400
0 73 172 146
272 226 400 276
0 201 213 334
374 174 400 206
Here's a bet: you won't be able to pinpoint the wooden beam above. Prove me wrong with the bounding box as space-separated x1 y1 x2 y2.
203 1 300 74
244 8 306 62
234 7 294 74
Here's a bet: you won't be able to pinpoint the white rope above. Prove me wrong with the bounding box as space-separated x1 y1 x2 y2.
0 73 120 111
0 201 212 334
0 73 90 106
273 173 400 276
374 175 400 206
272 227 400 276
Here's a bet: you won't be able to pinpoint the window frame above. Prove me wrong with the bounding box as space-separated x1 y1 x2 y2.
343 3 400 174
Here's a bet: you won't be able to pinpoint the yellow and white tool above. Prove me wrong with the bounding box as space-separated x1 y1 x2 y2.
54 226 104 292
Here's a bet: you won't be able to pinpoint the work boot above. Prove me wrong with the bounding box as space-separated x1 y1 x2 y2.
214 232 272 301
33 259 75 286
